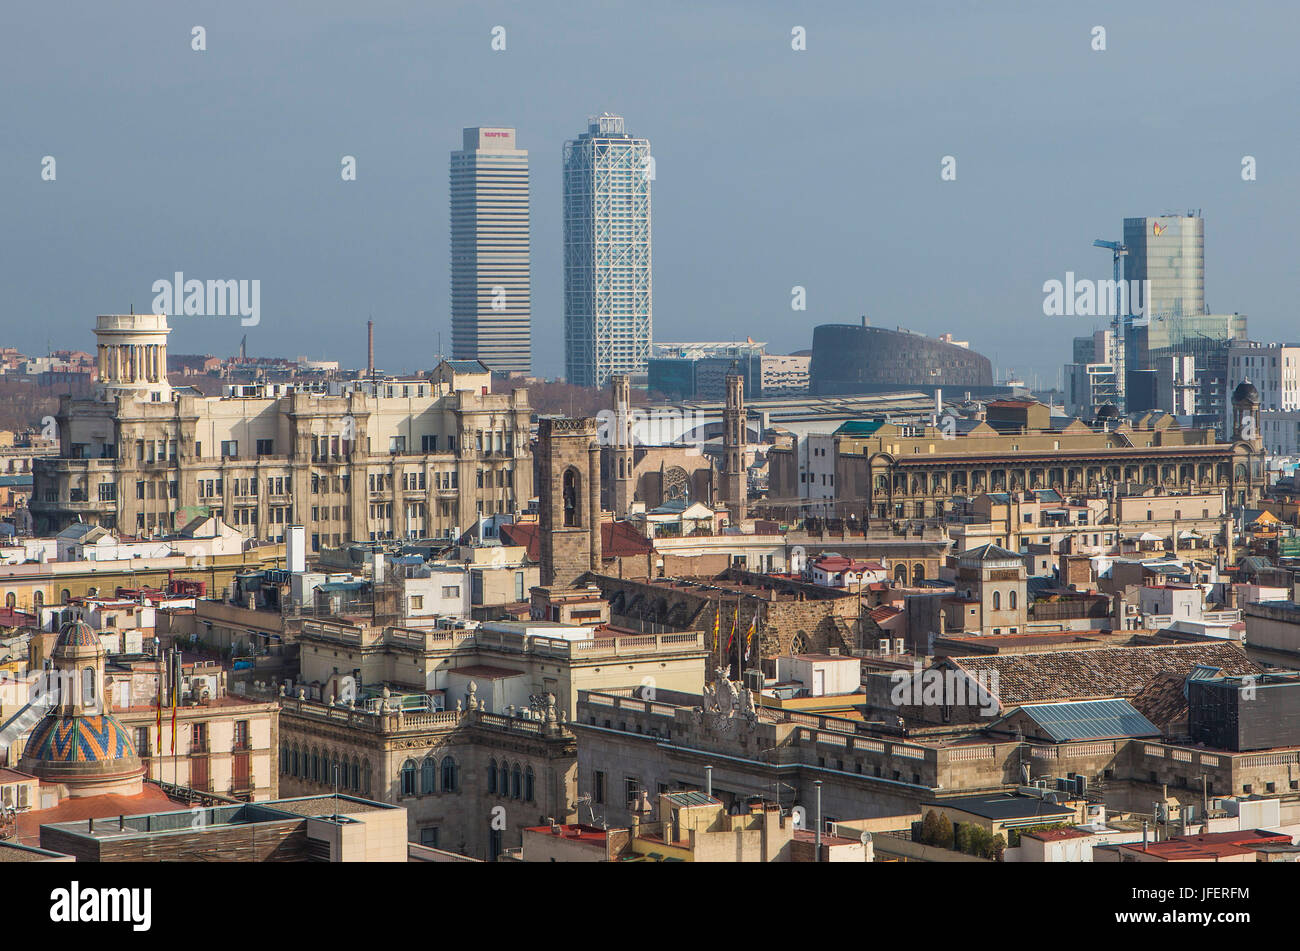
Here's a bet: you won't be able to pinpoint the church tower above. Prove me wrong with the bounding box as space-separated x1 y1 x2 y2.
610 374 635 517
722 371 747 523
538 417 603 588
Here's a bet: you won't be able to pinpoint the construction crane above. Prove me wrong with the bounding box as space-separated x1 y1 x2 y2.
1093 238 1128 410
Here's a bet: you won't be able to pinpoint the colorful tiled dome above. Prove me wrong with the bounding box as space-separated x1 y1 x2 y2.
52 619 103 659
22 713 138 765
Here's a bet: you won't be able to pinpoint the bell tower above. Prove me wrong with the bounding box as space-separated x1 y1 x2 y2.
538 417 603 588
722 371 747 523
610 374 635 517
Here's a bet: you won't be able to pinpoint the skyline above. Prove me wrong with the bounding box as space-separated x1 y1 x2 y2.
2 0 1296 384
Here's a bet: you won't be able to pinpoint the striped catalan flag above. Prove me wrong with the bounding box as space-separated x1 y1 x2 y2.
170 650 179 757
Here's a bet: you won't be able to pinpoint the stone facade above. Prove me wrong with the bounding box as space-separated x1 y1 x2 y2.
32 315 532 544
275 696 576 860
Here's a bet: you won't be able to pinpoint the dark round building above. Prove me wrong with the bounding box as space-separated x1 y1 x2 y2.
810 323 995 396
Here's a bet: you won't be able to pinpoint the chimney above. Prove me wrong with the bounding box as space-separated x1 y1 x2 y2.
286 525 306 574
367 320 374 377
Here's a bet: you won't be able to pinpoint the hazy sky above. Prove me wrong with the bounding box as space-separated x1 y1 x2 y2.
3 0 1297 385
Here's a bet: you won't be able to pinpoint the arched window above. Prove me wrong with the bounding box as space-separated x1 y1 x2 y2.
563 469 580 527
499 760 509 794
525 766 535 803
351 757 360 792
312 749 321 782
421 757 437 794
362 760 372 796
441 756 458 792
60 589 71 604
280 743 288 774
331 755 340 787
33 591 43 609
511 763 522 800
87 587 98 597
82 667 95 705
992 591 1001 611
291 745 300 777
4 593 13 609
912 563 925 584
488 758 498 794
1009 591 1018 610
400 759 417 796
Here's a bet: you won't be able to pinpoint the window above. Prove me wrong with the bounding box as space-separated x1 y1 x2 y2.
410 595 424 610
524 766 535 803
233 720 249 749
421 758 437 794
400 759 417 796
511 763 521 800
420 827 440 848
441 756 458 792
220 440 238 459
389 436 406 454
1009 591 1017 610
256 438 273 456
992 591 1001 610
563 469 579 527
593 770 606 805
442 586 460 598
421 435 438 452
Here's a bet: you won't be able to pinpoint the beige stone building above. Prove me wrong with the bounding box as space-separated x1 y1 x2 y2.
32 315 532 548
767 399 1265 523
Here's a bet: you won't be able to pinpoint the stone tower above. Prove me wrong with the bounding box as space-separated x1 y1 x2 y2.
1232 379 1262 447
610 374 635 517
722 371 747 523
538 417 603 588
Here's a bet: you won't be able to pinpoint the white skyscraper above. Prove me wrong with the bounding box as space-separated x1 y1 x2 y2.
451 127 531 373
563 114 652 389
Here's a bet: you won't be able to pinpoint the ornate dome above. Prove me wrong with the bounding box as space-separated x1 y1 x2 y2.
1233 379 1261 407
23 713 138 765
52 619 103 659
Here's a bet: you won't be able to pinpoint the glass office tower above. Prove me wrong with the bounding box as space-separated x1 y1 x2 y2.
563 114 652 389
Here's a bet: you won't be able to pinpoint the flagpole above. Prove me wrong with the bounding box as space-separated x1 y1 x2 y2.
735 596 742 682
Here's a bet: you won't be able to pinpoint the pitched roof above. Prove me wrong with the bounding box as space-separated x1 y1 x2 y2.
948 642 1259 707
1130 671 1189 734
